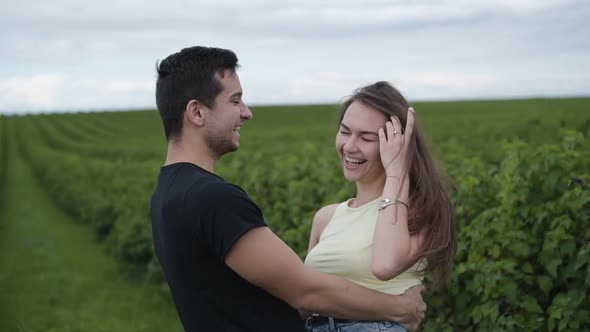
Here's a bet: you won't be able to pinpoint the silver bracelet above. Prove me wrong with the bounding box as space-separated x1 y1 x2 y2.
378 198 408 211
395 199 408 208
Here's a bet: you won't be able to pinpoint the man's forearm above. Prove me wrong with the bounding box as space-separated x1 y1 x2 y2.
296 269 411 322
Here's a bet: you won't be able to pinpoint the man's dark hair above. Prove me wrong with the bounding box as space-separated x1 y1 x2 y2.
155 46 239 141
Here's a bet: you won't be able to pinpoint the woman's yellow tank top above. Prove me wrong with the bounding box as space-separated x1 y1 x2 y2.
305 198 424 295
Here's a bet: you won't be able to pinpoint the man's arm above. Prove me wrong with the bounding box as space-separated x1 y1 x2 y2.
225 226 426 331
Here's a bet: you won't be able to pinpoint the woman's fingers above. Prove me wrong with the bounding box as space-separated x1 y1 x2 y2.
405 107 415 142
390 115 402 136
378 127 387 145
385 120 395 143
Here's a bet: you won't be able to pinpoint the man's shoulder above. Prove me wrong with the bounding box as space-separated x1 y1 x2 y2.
162 163 239 196
188 177 249 205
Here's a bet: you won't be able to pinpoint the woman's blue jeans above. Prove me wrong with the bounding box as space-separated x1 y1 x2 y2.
305 316 407 332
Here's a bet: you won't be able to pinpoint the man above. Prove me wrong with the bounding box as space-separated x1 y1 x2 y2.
151 46 426 332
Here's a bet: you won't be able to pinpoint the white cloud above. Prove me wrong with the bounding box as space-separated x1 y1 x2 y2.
0 0 588 113
264 0 576 25
0 74 153 113
0 74 65 110
281 71 499 104
402 72 498 91
288 72 372 99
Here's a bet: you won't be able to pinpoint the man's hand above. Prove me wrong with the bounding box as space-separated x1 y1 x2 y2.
395 285 426 332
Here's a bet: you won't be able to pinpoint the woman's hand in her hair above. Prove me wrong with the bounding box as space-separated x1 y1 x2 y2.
378 107 415 177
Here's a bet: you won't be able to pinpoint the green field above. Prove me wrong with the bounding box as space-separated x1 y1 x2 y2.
0 98 588 331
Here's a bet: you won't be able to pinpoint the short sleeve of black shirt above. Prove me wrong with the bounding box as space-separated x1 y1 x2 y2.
190 181 267 260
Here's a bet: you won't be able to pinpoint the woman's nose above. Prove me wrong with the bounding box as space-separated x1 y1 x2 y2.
343 136 358 153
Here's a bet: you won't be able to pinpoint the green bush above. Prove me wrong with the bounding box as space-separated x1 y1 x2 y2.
423 131 589 331
0 116 7 208
10 100 590 331
16 117 160 273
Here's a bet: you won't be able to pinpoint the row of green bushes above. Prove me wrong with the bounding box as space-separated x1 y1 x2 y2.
13 111 590 331
15 117 160 273
0 116 7 208
220 131 590 331
28 115 164 162
423 131 589 331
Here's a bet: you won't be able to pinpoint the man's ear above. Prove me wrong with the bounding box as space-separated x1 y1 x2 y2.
185 99 206 127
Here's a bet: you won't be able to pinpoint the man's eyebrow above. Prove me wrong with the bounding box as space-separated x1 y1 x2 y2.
340 123 379 136
229 91 242 99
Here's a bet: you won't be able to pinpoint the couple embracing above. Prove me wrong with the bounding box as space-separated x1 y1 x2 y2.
151 46 456 332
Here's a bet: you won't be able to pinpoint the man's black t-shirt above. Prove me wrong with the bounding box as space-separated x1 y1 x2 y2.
151 163 304 332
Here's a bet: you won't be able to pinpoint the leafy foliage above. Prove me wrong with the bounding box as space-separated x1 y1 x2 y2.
8 98 590 330
423 131 589 331
0 116 7 208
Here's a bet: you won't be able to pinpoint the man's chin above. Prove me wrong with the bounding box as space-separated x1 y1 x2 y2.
222 145 239 156
212 144 239 159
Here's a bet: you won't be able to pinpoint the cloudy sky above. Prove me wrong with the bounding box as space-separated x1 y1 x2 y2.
1 0 589 114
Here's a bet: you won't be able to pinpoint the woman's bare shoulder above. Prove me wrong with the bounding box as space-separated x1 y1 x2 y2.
312 203 340 231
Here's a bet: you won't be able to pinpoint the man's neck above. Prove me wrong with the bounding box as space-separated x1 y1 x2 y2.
164 138 217 173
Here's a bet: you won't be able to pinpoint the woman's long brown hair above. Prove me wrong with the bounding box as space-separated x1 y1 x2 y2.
339 81 457 286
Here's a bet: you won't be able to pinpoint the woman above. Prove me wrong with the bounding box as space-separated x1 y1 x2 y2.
304 81 456 332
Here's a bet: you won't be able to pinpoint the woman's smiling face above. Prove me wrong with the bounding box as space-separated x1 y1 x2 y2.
335 100 387 184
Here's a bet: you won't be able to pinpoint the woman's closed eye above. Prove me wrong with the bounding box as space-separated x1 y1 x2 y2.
362 137 378 142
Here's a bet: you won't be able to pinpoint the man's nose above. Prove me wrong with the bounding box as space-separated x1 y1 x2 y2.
241 104 253 120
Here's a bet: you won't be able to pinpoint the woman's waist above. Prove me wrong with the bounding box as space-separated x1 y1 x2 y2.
305 261 424 295
305 315 407 332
